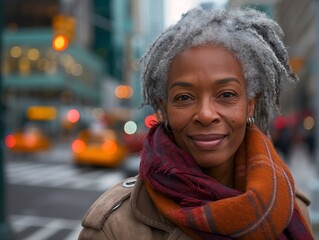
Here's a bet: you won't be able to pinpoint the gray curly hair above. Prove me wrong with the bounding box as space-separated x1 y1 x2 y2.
140 7 298 134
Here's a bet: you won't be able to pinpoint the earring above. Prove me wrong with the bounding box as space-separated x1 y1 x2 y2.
246 117 255 127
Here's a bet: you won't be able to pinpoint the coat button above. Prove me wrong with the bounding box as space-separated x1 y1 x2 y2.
122 178 136 188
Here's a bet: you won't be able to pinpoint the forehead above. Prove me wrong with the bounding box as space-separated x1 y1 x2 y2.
171 45 242 66
167 45 245 85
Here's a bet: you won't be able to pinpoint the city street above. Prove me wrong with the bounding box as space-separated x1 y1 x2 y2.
4 141 319 239
2 0 318 239
4 143 134 240
286 143 319 238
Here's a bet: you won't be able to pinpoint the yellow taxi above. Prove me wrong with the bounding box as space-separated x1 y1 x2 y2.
5 127 51 153
71 128 128 168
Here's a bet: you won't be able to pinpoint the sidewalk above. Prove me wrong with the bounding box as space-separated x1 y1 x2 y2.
288 143 316 200
287 143 319 238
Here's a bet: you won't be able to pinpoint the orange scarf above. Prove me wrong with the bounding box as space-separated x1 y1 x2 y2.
140 124 313 239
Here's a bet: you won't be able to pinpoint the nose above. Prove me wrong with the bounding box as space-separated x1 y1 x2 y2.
193 99 220 126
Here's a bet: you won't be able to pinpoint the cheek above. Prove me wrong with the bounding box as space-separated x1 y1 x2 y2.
167 108 191 131
229 104 249 124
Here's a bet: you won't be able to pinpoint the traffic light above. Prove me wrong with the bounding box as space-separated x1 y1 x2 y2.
52 14 76 51
52 35 68 51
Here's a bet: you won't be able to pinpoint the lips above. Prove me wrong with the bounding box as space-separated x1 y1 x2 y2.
190 134 226 150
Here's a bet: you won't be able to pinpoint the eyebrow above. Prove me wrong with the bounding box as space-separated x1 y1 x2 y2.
216 78 241 85
170 81 193 89
169 77 242 89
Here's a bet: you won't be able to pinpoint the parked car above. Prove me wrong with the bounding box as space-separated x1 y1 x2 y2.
71 128 128 167
5 127 51 153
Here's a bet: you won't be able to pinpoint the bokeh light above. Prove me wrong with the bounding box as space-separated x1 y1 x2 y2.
10 46 22 58
27 48 40 61
72 139 86 153
115 85 133 99
144 115 158 128
273 115 286 130
52 35 68 51
124 121 137 135
303 116 315 131
67 109 80 123
5 135 16 148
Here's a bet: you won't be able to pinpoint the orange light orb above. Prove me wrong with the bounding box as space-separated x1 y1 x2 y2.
52 35 68 51
115 85 133 99
72 139 86 153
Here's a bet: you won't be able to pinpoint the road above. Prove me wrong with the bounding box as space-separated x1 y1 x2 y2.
4 142 137 240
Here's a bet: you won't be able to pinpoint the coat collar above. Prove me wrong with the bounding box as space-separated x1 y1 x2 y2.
130 177 175 233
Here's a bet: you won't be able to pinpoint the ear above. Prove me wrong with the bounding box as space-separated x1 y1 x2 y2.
158 99 168 121
248 97 257 117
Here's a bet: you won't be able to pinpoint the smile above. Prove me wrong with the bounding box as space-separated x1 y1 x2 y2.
190 134 226 150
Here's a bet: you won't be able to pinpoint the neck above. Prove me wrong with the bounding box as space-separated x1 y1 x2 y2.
205 159 234 188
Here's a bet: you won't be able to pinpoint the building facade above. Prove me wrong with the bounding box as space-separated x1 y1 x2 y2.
228 0 316 115
2 0 141 138
274 0 316 113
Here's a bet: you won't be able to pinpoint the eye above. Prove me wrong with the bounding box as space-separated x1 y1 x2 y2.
174 94 193 102
219 91 236 98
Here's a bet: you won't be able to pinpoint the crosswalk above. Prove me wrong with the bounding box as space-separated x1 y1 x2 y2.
10 215 82 240
5 161 126 191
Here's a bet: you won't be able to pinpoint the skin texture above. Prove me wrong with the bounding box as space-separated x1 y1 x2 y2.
163 45 256 187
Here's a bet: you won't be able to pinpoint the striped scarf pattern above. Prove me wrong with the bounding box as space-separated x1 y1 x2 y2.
139 123 314 239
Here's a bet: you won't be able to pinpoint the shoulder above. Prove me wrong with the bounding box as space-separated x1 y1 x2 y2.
295 188 311 228
79 177 137 239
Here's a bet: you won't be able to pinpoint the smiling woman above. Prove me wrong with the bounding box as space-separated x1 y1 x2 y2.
79 7 314 240
164 46 252 181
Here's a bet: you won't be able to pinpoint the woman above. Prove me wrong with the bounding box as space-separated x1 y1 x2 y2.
79 7 314 240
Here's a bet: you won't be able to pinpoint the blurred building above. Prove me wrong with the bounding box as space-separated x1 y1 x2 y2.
130 0 165 114
274 0 315 114
138 0 165 48
2 0 160 138
275 0 319 224
95 0 166 127
3 0 105 138
228 0 316 116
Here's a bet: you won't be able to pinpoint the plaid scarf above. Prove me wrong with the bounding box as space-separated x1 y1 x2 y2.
139 123 314 239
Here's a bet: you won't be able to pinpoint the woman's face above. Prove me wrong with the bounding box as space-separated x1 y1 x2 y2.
163 45 256 169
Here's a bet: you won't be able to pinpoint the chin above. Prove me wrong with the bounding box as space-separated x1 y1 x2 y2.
193 153 231 169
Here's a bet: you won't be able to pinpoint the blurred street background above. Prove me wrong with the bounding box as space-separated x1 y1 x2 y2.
1 0 319 239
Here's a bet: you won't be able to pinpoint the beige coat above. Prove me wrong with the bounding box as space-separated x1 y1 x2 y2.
79 177 311 240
